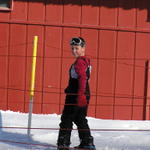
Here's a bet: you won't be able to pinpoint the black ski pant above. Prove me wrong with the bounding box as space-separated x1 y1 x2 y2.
57 94 92 145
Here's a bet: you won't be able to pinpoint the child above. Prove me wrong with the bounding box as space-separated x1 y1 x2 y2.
57 37 96 150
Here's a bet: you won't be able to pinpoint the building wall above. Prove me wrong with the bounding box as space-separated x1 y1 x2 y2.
0 0 150 120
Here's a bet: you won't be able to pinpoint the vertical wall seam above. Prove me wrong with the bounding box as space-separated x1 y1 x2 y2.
131 32 136 120
23 0 29 112
58 0 65 113
135 0 138 29
25 0 29 112
6 12 12 109
24 24 28 112
113 30 118 119
113 0 119 119
41 27 46 113
131 0 137 120
95 30 100 118
59 27 64 114
27 0 29 22
79 0 81 35
116 0 119 27
41 0 47 113
80 0 82 25
62 0 64 24
99 0 101 26
95 1 101 118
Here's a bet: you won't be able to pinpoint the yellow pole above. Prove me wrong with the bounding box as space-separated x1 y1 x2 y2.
27 36 38 136
30 36 38 97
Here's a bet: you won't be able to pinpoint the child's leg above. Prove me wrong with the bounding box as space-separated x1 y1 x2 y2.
74 107 96 149
57 100 78 149
57 109 72 144
74 106 91 139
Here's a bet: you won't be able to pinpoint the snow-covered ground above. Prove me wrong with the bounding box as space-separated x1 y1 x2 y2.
0 110 150 150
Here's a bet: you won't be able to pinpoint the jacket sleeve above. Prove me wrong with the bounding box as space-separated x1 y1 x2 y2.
74 58 87 95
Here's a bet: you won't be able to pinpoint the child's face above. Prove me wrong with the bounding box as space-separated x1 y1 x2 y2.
71 45 85 58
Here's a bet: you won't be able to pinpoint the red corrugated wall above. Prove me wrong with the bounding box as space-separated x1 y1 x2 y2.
0 0 150 120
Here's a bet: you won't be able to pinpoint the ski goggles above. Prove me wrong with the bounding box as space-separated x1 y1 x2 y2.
70 37 83 46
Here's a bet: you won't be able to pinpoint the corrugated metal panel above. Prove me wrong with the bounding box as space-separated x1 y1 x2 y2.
43 26 62 114
0 23 9 89
43 58 61 113
63 0 81 24
0 23 9 56
133 33 150 120
0 23 9 110
118 0 136 28
114 32 135 120
96 30 117 118
46 0 63 24
8 24 26 112
28 1 45 23
10 0 27 21
82 0 100 25
100 0 118 27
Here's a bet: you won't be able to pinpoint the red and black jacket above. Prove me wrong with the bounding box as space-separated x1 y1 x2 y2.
65 56 91 102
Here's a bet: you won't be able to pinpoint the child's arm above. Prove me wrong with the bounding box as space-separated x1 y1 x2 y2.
74 57 88 107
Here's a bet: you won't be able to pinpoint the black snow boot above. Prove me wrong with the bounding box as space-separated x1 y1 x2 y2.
57 135 71 150
74 136 96 150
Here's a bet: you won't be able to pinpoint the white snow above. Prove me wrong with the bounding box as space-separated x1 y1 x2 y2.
0 110 150 150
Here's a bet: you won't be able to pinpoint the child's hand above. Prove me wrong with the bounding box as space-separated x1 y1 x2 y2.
77 95 87 107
